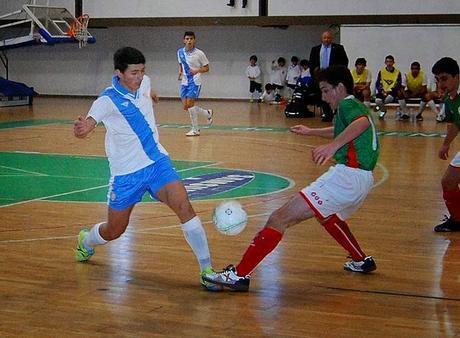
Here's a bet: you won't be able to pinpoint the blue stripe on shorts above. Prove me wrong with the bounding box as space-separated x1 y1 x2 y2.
107 156 181 210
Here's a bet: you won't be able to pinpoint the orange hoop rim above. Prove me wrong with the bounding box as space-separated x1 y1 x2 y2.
67 14 90 38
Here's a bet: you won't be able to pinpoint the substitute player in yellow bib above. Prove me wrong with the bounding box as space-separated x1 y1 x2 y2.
203 66 379 291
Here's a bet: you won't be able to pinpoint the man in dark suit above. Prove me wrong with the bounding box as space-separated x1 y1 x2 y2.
309 30 349 121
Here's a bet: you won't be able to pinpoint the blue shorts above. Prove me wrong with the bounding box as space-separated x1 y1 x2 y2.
181 83 201 99
107 156 181 210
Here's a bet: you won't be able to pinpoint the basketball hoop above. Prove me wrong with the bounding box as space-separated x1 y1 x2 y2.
68 14 90 48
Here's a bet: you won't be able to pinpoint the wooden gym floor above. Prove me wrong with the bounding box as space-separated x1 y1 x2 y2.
1 97 459 337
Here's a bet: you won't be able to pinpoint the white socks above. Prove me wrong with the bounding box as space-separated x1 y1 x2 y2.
427 100 438 114
181 216 211 272
188 106 211 131
84 222 107 250
398 99 408 113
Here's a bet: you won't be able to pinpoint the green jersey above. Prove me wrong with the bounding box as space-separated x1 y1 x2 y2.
333 96 379 171
444 91 460 129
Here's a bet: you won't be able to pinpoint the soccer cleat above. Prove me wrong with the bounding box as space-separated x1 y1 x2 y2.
186 129 200 137
378 110 387 119
434 215 460 232
415 113 423 121
400 113 410 120
75 229 94 262
249 99 254 103
203 264 250 291
436 112 446 122
207 109 213 125
343 256 376 273
200 267 224 292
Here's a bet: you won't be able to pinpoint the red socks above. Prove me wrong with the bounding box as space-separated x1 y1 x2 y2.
236 227 283 276
443 188 460 221
322 214 366 261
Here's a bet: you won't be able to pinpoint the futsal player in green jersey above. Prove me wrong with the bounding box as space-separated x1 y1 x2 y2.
431 57 460 232
203 65 379 291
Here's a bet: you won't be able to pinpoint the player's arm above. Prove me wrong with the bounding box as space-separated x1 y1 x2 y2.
178 64 183 80
312 116 370 165
151 90 159 103
191 64 209 75
74 115 97 139
290 124 334 138
439 123 459 160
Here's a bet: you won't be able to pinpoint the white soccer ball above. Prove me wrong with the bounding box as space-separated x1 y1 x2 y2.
213 200 248 236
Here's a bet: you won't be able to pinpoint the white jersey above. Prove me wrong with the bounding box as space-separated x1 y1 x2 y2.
88 75 168 176
246 65 261 83
286 64 301 85
177 47 209 86
270 61 287 86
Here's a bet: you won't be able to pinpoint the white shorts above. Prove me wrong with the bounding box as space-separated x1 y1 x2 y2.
450 151 460 167
300 164 374 221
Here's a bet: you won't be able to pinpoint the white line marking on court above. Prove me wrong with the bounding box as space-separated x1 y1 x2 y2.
176 161 222 172
0 212 271 244
0 164 48 176
0 184 109 209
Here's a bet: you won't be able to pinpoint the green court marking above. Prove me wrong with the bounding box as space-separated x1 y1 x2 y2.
0 119 447 138
0 152 291 206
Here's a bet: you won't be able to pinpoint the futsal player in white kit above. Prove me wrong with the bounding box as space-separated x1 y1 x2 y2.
177 31 213 136
73 46 221 291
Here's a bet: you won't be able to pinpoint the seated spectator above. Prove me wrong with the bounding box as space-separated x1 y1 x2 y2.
270 57 287 101
401 61 429 121
286 56 301 98
375 55 406 119
296 59 314 89
260 83 276 103
351 58 372 109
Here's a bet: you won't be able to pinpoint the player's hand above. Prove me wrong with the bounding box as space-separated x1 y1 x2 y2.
151 90 159 103
178 74 182 81
190 68 199 75
74 116 95 139
439 144 450 160
290 125 312 135
312 143 337 165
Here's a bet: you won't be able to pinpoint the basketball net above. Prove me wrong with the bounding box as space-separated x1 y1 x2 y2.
68 14 90 48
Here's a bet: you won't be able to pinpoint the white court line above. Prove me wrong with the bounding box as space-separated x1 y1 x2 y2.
0 184 109 209
0 164 48 176
0 160 222 209
0 212 271 244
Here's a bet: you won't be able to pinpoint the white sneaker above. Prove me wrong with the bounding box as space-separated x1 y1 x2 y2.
207 109 213 125
186 129 200 137
436 111 446 122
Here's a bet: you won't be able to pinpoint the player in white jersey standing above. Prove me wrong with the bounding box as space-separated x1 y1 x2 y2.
178 31 213 136
73 47 221 291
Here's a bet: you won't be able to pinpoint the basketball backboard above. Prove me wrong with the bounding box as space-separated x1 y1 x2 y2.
0 4 94 49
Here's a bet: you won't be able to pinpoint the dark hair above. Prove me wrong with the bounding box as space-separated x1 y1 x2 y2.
277 57 286 65
184 31 195 38
316 65 354 94
114 47 145 72
385 55 395 61
355 57 367 66
265 83 273 90
291 56 299 63
432 57 459 76
300 59 310 68
250 55 258 62
411 61 421 69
